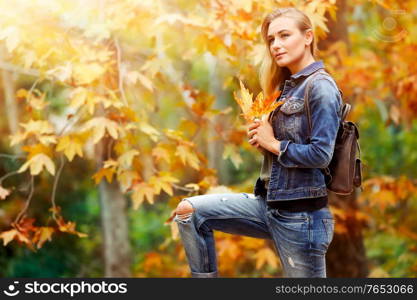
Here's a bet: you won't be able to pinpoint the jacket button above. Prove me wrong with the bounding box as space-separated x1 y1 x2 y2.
290 81 296 87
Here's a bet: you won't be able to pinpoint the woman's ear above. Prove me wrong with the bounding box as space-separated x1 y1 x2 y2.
305 29 313 47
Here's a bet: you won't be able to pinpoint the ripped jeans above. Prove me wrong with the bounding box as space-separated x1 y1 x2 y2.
173 192 334 278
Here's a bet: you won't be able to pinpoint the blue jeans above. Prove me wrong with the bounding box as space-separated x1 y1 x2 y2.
173 192 334 278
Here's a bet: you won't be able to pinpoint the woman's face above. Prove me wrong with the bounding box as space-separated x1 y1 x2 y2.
267 16 311 71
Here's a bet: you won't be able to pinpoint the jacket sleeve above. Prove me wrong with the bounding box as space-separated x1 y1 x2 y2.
276 78 342 168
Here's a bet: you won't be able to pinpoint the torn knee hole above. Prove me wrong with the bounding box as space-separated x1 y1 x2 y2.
175 200 194 220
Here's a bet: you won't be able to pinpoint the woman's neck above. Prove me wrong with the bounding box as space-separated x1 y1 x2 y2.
288 53 315 75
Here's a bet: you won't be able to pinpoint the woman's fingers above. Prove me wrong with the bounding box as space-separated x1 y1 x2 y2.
247 122 260 138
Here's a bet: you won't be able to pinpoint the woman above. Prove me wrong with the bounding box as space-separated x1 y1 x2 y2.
173 7 341 278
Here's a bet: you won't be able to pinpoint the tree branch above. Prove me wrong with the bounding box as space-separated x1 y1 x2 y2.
14 175 35 224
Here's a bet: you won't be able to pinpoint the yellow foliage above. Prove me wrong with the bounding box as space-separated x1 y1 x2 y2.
92 167 116 184
117 150 140 169
18 153 55 176
32 227 54 249
175 145 200 170
233 79 282 122
131 182 155 209
149 172 180 196
56 135 84 161
82 117 122 144
72 62 106 85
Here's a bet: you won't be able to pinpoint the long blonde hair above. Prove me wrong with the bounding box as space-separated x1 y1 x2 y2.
259 7 318 98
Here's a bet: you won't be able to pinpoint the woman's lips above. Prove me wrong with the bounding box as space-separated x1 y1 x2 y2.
275 53 286 59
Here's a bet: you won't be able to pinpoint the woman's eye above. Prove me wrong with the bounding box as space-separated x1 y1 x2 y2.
281 34 289 38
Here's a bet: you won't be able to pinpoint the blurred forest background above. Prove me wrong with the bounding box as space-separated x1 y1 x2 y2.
0 0 416 278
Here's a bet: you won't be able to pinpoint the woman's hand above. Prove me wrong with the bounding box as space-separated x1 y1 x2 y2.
247 117 280 155
247 120 265 154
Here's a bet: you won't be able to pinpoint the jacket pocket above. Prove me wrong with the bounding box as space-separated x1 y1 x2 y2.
279 97 305 142
280 97 305 115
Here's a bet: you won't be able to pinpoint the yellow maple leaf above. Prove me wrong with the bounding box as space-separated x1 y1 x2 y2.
20 119 54 135
0 229 18 246
117 170 139 193
56 135 84 161
92 167 116 184
233 80 253 120
10 120 56 146
22 143 53 160
149 172 179 196
118 150 140 169
151 146 171 164
175 145 200 170
249 89 282 120
9 132 26 146
72 62 106 85
233 80 282 122
32 227 54 249
18 153 55 176
82 117 121 144
131 182 155 209
138 121 160 142
69 87 99 115
69 87 88 110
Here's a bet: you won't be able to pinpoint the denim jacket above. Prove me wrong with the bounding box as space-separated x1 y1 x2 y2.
254 60 342 202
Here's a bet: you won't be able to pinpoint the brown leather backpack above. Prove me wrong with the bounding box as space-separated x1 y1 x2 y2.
304 71 363 195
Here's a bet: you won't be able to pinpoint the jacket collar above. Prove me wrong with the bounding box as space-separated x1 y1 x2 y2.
290 60 324 80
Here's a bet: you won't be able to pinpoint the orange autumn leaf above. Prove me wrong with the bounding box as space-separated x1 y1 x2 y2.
233 79 282 122
0 217 37 248
56 216 88 238
92 167 116 184
0 229 18 246
143 252 164 273
249 89 283 120
32 226 55 249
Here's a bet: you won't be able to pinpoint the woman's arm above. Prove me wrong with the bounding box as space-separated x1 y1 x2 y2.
276 78 342 168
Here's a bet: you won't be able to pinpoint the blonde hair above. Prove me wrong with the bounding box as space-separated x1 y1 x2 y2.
259 7 318 98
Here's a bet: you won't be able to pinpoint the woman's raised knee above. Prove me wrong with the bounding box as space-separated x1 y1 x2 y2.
175 200 194 220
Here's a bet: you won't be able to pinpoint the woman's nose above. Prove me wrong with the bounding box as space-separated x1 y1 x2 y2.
271 39 283 50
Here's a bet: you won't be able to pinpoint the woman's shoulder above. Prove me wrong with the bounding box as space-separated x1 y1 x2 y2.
304 70 343 110
307 70 341 97
309 69 338 87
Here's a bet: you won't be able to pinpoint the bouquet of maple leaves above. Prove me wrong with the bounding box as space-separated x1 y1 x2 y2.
233 80 283 123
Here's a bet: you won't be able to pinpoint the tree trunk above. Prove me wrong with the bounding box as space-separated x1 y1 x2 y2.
1 69 21 154
97 137 132 277
326 190 369 277
319 0 369 278
204 52 230 182
318 0 351 52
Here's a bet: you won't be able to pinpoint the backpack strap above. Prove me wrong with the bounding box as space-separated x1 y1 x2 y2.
304 70 345 142
303 69 345 176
